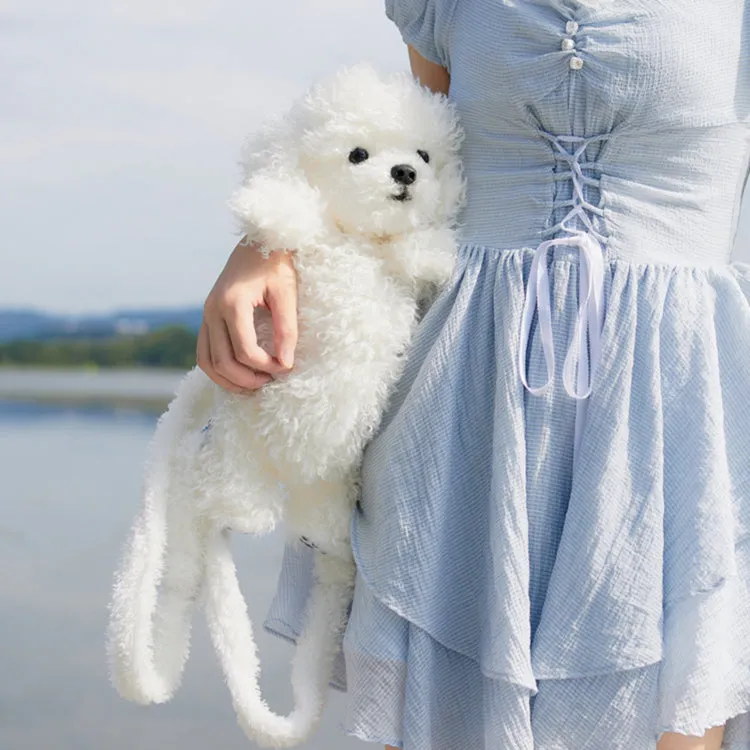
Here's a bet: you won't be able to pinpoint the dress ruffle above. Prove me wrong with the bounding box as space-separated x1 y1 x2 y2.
265 244 750 749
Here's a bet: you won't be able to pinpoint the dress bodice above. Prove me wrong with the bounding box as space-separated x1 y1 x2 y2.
430 0 750 265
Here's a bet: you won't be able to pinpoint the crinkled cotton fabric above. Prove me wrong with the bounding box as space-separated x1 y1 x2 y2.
265 1 750 748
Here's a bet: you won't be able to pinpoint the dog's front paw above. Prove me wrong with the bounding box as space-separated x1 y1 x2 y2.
430 251 457 286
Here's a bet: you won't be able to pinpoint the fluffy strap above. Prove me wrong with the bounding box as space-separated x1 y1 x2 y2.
204 531 355 747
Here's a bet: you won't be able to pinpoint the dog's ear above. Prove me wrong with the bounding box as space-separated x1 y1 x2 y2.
409 85 467 228
228 118 327 254
436 157 467 226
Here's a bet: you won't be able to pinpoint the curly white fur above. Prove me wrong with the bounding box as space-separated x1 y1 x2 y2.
107 62 465 747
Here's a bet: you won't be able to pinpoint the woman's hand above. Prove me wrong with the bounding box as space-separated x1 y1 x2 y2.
197 239 298 393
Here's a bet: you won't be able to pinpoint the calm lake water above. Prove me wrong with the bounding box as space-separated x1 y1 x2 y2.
0 371 365 750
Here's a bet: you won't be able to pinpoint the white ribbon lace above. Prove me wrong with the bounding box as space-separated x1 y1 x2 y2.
517 132 609 452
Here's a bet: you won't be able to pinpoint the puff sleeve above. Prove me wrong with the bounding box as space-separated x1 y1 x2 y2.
384 0 458 71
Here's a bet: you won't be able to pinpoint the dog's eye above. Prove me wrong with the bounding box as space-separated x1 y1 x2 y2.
348 147 369 165
417 149 430 164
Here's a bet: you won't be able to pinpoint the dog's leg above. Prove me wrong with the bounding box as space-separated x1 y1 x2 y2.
107 367 215 704
284 550 355 740
393 227 456 289
107 472 171 703
148 501 210 696
109 486 209 705
203 530 355 748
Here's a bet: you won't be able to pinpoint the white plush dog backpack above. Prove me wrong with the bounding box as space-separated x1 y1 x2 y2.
107 63 465 748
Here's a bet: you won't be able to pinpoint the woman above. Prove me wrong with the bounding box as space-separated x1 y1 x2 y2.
198 2 750 748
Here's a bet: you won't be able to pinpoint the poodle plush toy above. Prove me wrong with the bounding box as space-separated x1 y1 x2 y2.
107 63 465 748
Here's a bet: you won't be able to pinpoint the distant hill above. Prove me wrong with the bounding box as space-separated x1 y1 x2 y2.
0 325 198 369
0 307 203 343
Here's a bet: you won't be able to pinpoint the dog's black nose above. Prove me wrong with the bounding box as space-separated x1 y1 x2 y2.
391 164 417 186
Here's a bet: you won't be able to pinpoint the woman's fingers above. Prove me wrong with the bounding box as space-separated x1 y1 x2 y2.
265 278 298 369
196 323 245 394
224 303 285 375
206 319 272 391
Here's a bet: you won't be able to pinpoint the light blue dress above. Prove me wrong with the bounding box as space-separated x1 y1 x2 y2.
265 1 750 747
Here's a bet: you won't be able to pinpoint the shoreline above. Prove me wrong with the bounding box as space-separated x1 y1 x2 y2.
0 367 185 411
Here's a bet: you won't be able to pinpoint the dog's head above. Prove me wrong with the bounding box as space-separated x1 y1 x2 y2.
230 64 465 251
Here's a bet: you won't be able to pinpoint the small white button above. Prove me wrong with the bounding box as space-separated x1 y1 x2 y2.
569 55 584 70
566 20 579 34
561 38 575 51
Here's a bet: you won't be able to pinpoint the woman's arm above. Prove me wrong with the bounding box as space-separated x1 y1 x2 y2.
407 44 450 94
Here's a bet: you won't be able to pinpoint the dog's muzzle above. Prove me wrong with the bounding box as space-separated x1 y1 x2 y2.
389 188 412 202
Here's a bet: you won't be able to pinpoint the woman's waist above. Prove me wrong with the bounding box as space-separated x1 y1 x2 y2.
456 227 736 268
459 178 738 267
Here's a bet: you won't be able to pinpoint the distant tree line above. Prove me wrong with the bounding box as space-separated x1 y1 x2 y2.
0 326 197 369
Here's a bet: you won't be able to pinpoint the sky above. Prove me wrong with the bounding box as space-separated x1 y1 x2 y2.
2 0 750 315
0 0 408 314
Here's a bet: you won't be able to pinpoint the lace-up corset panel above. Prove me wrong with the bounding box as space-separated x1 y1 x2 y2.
447 0 750 265
517 132 607 406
